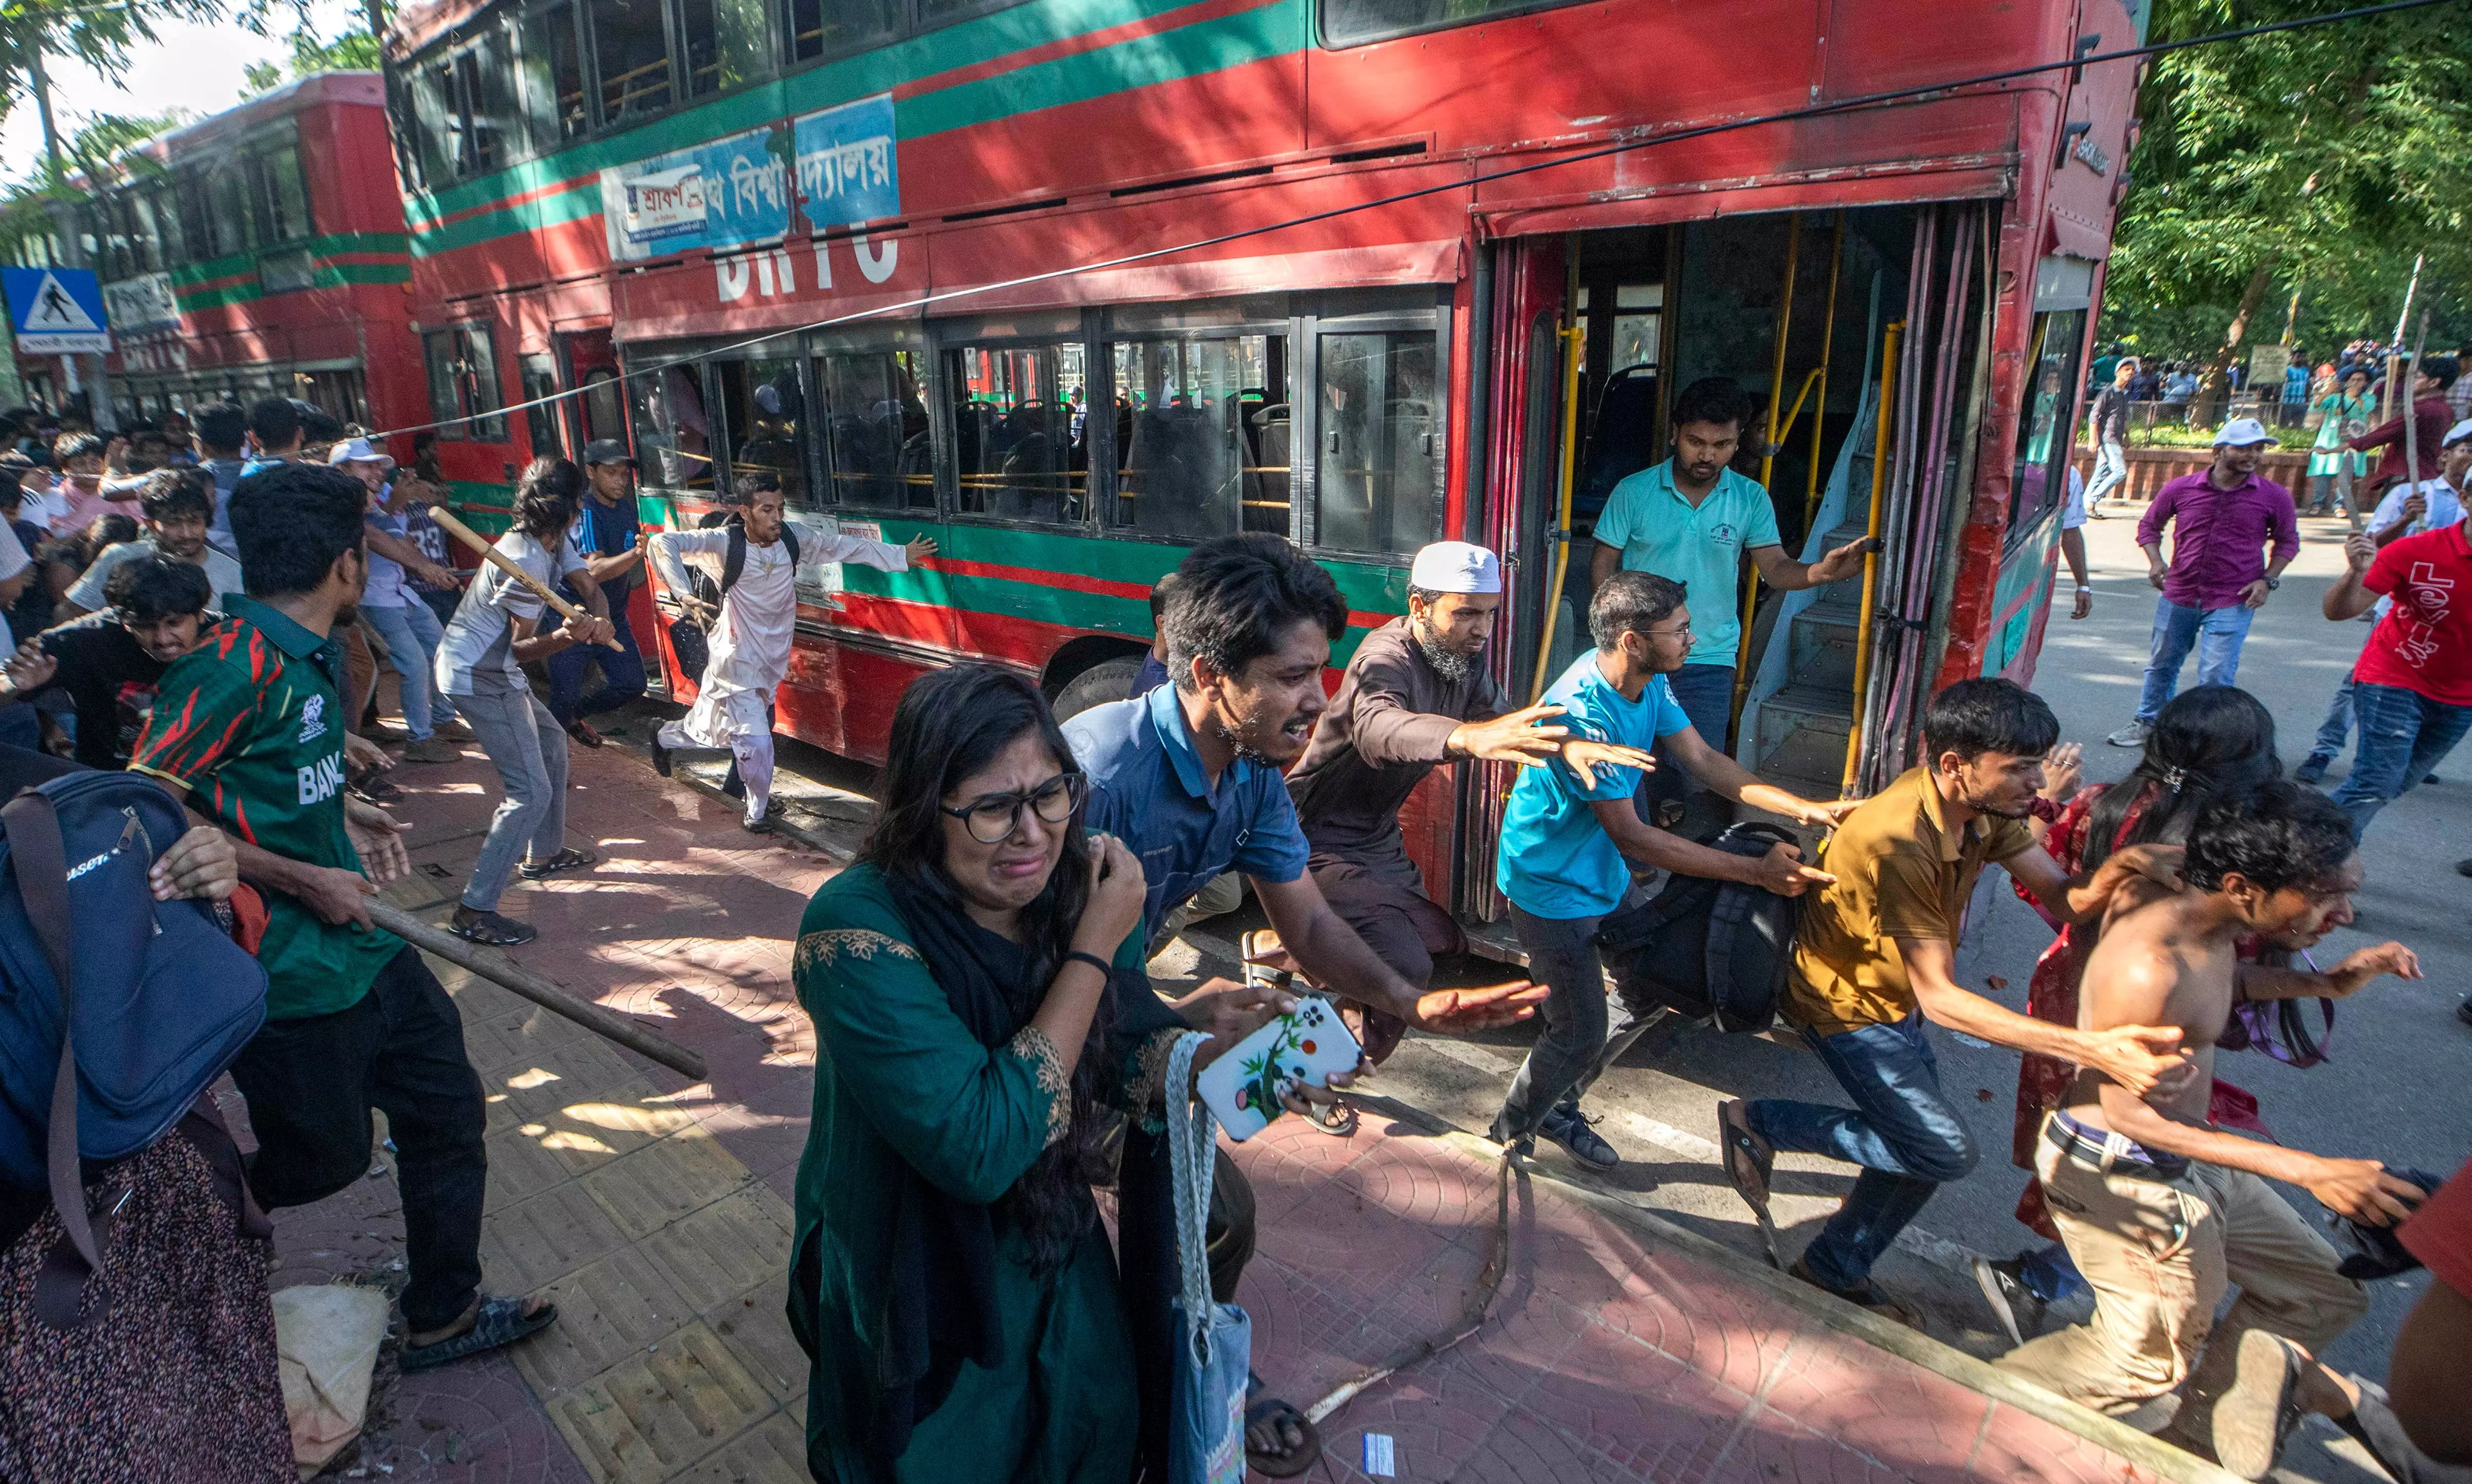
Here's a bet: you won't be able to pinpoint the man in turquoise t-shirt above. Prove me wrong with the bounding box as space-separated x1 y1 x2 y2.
1490 570 1847 1170
1590 377 1870 816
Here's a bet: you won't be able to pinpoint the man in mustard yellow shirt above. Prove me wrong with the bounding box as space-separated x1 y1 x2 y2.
1717 678 2194 1323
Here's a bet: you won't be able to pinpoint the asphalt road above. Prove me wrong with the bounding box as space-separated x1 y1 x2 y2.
604 503 2468 1480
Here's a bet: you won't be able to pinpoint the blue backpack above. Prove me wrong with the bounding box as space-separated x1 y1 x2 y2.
0 774 269 1322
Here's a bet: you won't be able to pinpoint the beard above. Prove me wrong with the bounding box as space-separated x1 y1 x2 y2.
1412 617 1478 684
1214 715 1278 766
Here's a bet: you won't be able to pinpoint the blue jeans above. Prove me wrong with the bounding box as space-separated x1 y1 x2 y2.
2328 682 2472 838
363 600 455 741
1745 1012 1978 1292
2085 440 2127 508
2135 596 2254 724
1637 661 1737 821
544 605 647 728
2307 674 2357 765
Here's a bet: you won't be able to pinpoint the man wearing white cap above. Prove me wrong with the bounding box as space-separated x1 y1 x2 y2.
2107 417 2299 748
1288 540 1651 1061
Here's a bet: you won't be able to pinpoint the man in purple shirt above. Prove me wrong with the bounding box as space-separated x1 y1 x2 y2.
2107 418 2300 747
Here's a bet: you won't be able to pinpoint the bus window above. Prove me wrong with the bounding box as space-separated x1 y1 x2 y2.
1108 334 1285 541
682 0 770 96
521 354 564 459
522 2 594 144
632 362 715 492
589 0 674 122
783 0 896 63
255 144 311 245
947 342 1085 525
208 166 254 256
816 350 933 511
713 358 810 504
424 325 508 442
2008 308 2086 540
1316 331 1439 557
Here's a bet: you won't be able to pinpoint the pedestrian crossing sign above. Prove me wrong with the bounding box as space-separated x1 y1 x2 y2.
3 266 112 353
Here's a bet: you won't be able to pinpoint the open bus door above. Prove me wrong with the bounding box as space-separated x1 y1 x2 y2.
1456 204 2000 933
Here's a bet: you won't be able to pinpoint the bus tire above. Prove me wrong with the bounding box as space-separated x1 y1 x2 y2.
1052 655 1145 721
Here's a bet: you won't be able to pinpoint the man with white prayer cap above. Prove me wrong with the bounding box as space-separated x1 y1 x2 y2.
1285 540 1654 1062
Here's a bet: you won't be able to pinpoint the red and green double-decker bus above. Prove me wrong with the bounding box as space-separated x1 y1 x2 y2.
382 0 2139 907
9 74 420 436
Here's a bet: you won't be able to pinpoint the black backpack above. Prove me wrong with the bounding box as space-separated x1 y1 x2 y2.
668 512 801 683
1594 821 1803 1034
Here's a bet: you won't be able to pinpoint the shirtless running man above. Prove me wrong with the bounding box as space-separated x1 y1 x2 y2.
1997 780 2424 1478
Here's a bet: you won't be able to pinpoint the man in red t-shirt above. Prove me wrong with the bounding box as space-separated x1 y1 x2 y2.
2323 426 2472 841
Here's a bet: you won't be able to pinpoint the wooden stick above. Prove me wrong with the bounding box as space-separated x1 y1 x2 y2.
2401 306 2432 518
425 504 624 651
367 900 709 1081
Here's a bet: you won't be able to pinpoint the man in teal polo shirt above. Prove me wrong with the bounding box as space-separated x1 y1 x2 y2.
131 461 556 1372
1590 376 1871 816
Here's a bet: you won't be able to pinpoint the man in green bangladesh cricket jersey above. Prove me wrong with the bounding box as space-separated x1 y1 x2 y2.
130 461 557 1371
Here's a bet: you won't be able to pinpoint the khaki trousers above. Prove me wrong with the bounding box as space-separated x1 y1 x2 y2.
1997 1116 2367 1422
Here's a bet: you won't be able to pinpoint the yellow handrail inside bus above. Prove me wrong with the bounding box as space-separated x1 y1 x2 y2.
1842 319 1902 798
1804 211 1846 532
1528 321 1586 704
1733 215 1800 740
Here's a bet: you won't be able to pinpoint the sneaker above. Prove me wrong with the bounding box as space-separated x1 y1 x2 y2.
1970 1255 2046 1348
1537 1102 1618 1169
2106 721 2151 748
2292 755 2330 786
649 735 673 778
2455 859 2472 878
432 718 475 741
2457 996 2472 1029
402 737 460 764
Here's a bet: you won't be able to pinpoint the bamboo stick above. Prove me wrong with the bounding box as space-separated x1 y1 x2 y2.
367 900 708 1081
425 505 624 651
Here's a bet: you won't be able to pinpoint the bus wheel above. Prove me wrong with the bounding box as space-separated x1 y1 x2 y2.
1052 655 1145 721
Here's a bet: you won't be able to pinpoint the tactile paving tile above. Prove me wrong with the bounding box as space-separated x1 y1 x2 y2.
545 1322 777 1484
454 979 595 1077
637 1186 797 1315
581 1133 757 1241
703 1279 805 1406
515 1244 699 1393
670 1411 810 1483
482 1177 633 1292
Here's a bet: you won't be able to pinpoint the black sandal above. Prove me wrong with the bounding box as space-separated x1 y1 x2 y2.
400 1295 559 1373
449 909 537 946
1788 1258 1922 1331
517 848 598 881
1720 1100 1784 1268
1243 1374 1321 1479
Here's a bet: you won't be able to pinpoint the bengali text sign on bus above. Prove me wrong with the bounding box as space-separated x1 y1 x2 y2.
792 94 899 232
599 125 793 263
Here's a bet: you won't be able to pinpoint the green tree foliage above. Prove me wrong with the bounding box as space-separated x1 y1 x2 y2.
2101 0 2472 365
0 1 234 143
242 19 381 94
0 109 187 264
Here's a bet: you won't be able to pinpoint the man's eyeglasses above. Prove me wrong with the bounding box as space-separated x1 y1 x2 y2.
1645 622 1694 643
942 773 1088 844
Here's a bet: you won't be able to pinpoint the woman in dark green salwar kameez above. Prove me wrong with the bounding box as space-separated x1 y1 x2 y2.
786 665 1288 1484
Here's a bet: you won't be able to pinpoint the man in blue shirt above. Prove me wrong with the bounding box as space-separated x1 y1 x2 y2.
1065 533 1542 1475
546 439 651 748
1490 569 1846 1169
1588 377 1869 819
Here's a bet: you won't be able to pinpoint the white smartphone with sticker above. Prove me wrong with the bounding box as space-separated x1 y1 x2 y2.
1192 994 1362 1141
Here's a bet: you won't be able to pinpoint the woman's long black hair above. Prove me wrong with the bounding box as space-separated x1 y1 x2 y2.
858 663 1111 1268
2082 685 2281 871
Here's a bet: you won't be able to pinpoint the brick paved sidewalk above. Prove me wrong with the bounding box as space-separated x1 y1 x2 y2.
247 740 2195 1484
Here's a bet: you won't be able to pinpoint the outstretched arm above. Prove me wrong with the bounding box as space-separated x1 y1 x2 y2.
1250 871 1542 1034
2085 950 2419 1224
2002 839 2184 925
1655 723 1861 828
1749 535 1872 593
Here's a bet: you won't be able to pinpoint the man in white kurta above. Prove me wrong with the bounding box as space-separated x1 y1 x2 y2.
647 474 935 829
